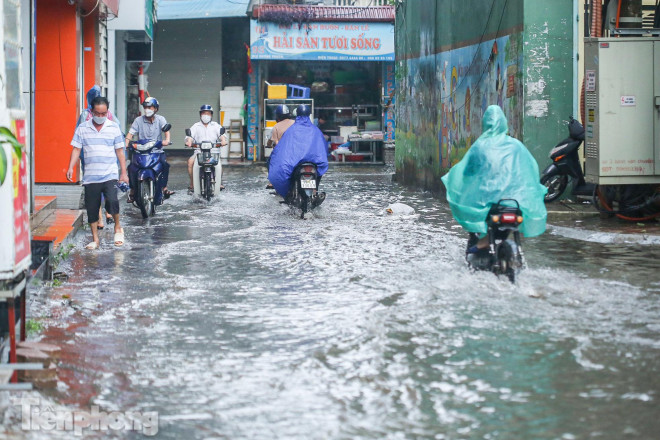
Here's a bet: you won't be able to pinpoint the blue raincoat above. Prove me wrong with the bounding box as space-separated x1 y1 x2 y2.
76 85 119 129
268 116 329 197
441 105 547 237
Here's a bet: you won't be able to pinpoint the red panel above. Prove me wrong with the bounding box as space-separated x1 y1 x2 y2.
35 91 79 183
35 0 79 183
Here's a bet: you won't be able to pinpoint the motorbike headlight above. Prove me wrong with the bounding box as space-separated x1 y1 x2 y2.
137 141 155 152
201 142 213 150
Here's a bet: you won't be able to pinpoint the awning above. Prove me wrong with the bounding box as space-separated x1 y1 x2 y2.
80 0 119 16
157 0 249 20
102 0 119 16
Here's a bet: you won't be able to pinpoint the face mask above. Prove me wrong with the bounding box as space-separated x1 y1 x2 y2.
201 115 212 124
144 109 155 117
93 116 107 125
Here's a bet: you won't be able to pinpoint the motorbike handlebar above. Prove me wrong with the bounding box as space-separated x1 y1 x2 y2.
187 142 225 148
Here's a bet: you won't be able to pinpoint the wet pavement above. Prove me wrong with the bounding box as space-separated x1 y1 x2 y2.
13 160 660 439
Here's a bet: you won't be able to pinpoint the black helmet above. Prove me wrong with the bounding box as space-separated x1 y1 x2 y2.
296 104 311 117
199 104 213 114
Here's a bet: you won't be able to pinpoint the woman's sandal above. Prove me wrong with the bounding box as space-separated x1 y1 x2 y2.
85 241 99 250
114 228 125 247
163 188 176 199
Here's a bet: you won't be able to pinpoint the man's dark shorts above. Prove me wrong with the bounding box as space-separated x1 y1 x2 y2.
84 180 120 224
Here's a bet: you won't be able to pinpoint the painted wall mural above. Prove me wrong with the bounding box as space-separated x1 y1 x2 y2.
397 32 523 180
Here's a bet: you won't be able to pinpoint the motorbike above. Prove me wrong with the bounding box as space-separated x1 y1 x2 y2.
129 123 171 218
540 116 595 202
285 162 326 219
185 128 225 201
466 199 526 283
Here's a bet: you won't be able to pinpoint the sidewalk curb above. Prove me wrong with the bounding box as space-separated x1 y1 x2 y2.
548 224 660 245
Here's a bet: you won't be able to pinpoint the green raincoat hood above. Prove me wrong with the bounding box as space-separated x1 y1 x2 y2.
441 105 547 237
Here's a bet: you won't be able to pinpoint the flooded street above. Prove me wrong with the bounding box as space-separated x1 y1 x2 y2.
22 160 660 439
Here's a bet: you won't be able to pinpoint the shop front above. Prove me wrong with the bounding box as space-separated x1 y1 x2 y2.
247 6 395 162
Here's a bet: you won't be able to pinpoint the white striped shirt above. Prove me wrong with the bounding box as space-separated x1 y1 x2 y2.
71 119 124 184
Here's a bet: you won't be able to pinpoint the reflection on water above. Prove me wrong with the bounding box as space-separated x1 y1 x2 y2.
21 163 660 439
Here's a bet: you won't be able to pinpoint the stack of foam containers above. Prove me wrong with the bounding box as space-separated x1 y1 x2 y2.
219 87 244 159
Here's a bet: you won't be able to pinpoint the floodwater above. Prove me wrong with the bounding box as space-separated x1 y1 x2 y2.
14 161 660 439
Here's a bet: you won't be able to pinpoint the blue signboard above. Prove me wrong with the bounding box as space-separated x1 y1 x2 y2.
247 62 259 160
383 62 395 142
250 20 394 62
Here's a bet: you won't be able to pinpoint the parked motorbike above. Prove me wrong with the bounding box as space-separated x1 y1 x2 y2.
129 123 171 218
540 116 595 202
285 162 326 219
466 199 525 283
185 128 225 201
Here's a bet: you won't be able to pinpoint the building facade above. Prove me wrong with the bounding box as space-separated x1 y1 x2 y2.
248 3 396 161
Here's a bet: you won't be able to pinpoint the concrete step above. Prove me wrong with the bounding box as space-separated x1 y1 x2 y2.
30 195 57 229
31 209 84 251
34 184 84 210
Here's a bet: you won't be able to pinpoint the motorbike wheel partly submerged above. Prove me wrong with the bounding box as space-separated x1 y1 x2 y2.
496 240 517 283
202 172 213 201
300 194 309 219
137 178 155 218
541 174 568 203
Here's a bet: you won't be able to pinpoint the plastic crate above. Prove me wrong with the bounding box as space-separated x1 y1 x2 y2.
268 84 287 99
288 84 310 99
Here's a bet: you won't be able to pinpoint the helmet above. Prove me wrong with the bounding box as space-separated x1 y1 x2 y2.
296 104 311 117
199 104 213 114
142 96 159 110
274 104 290 119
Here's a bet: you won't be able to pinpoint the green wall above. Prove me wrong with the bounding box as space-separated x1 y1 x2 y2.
522 0 575 162
395 0 574 193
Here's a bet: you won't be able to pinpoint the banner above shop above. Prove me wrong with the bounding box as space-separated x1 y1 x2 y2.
250 20 394 62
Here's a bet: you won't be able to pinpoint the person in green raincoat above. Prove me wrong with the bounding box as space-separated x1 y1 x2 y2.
441 105 547 250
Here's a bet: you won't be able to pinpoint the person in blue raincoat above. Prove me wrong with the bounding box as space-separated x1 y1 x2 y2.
441 105 547 250
268 104 329 198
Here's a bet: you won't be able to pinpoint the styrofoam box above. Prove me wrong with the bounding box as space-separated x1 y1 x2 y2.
219 88 244 108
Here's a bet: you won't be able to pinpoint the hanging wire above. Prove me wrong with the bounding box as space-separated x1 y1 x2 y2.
440 0 498 103
80 0 101 18
451 0 509 114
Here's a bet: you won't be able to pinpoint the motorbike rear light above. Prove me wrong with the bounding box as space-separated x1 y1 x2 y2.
554 154 566 161
517 216 523 223
491 215 500 223
501 213 517 223
303 165 314 173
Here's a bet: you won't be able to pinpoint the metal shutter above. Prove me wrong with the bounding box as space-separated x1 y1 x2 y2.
148 18 224 150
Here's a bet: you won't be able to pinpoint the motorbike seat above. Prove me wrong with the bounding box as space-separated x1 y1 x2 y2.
550 139 582 159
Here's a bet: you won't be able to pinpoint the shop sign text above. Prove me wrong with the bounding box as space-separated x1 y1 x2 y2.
250 20 394 61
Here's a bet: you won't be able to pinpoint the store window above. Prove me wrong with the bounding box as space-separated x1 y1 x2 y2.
267 60 382 135
3 0 21 110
